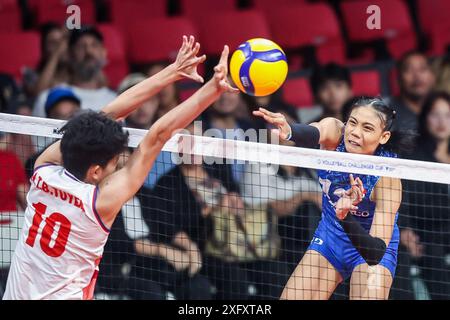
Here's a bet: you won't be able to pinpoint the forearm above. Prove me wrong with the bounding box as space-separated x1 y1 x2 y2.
340 214 387 265
35 56 60 94
271 192 321 216
172 232 197 252
289 123 320 148
101 64 180 120
134 238 160 256
147 79 221 144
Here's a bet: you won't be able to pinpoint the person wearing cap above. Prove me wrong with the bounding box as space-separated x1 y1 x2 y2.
33 26 116 119
45 87 81 120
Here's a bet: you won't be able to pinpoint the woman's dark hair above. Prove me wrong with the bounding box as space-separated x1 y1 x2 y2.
417 91 450 154
347 96 417 155
59 111 129 180
310 63 352 97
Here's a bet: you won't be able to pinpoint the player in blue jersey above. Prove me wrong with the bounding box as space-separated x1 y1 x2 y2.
254 97 413 299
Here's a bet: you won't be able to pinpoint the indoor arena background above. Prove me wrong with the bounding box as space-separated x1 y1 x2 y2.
0 0 450 300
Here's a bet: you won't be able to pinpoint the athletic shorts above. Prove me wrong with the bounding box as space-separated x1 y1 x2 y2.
307 219 399 281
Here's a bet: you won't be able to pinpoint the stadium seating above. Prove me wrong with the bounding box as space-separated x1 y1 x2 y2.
351 70 381 97
0 0 21 32
97 24 129 90
340 0 417 59
264 3 346 65
178 0 237 18
251 0 307 11
195 10 271 56
29 0 96 26
417 0 450 55
0 32 40 82
127 17 197 64
282 77 314 108
109 0 167 29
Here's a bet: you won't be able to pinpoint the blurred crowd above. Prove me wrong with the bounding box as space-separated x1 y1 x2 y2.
1 1 450 300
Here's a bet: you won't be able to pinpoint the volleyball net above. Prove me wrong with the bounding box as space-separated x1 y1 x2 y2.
0 113 449 300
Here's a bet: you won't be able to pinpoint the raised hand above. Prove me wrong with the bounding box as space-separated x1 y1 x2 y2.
212 45 239 93
335 174 365 220
252 107 292 140
174 35 206 83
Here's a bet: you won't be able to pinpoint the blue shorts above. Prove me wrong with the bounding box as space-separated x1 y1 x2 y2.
307 219 399 281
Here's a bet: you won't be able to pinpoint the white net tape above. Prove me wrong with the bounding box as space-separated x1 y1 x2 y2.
1 113 450 184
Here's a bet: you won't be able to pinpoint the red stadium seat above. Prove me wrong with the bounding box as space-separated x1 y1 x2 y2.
30 0 96 26
417 0 450 55
127 17 197 64
0 32 40 82
389 68 400 97
0 0 21 32
195 10 271 56
178 0 237 18
351 70 381 97
251 0 306 11
97 24 129 90
265 3 346 65
282 77 314 108
109 0 166 29
340 0 416 59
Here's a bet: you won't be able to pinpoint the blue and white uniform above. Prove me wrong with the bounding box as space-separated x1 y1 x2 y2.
308 137 400 280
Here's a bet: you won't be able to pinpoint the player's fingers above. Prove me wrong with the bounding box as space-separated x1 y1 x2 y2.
191 42 200 57
356 177 365 196
219 45 230 65
227 84 239 93
349 173 355 186
253 110 265 118
272 117 287 127
193 73 204 83
180 35 188 53
199 54 207 63
188 35 195 50
259 107 280 118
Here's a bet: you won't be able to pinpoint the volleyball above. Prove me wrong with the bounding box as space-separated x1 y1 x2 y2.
230 38 288 97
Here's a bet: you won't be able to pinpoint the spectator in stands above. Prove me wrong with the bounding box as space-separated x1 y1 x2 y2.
30 23 70 96
401 92 450 299
432 55 450 95
97 149 211 300
33 26 116 118
390 51 436 131
147 64 181 120
24 87 81 178
150 123 291 299
0 74 19 114
0 148 29 293
1 93 36 164
202 89 254 184
44 86 81 120
117 74 175 189
309 63 353 122
119 74 158 129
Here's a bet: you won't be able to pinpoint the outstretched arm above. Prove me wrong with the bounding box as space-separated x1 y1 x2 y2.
252 108 343 150
96 45 238 227
35 35 205 169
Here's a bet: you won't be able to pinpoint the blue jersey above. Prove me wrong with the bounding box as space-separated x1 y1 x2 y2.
309 137 400 280
317 137 399 232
